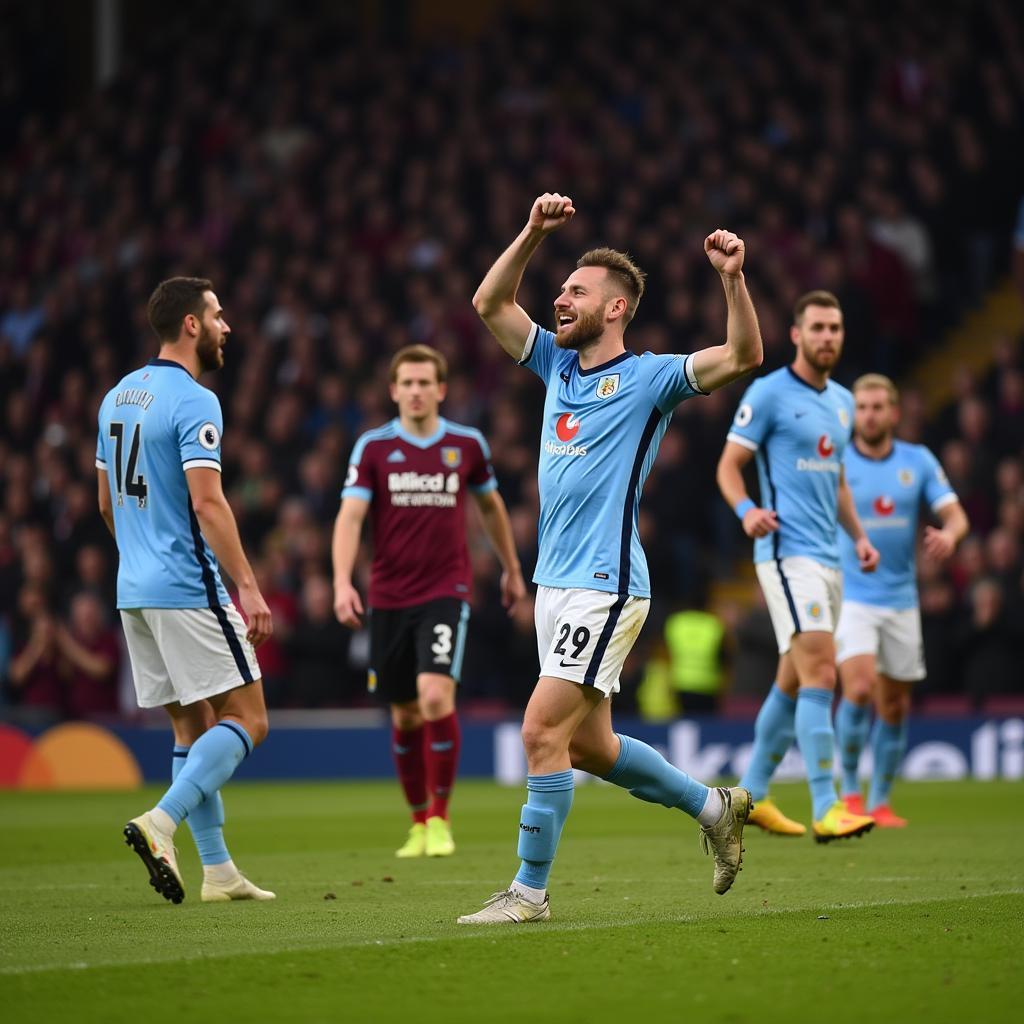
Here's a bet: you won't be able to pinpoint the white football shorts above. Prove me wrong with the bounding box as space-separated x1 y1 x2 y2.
535 585 650 697
835 599 926 681
755 556 843 654
120 605 261 708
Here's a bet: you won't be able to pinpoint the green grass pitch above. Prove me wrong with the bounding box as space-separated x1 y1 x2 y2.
2 779 1022 1023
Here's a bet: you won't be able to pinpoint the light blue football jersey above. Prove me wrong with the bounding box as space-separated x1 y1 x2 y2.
840 440 956 609
727 366 855 568
96 359 230 609
520 323 706 598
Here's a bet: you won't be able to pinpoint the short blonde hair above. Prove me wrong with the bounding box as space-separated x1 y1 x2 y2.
853 373 899 404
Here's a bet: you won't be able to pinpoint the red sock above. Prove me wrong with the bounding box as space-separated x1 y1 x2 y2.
425 712 461 820
392 725 428 824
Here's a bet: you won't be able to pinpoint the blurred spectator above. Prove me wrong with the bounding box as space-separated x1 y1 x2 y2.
958 578 1022 706
284 575 355 707
57 591 120 719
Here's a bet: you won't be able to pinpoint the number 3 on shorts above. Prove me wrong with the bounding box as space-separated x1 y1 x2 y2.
431 623 453 664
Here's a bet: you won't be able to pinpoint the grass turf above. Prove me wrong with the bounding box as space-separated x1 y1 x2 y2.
1 779 1022 1023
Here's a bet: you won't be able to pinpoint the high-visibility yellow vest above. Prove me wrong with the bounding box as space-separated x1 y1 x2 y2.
664 611 723 695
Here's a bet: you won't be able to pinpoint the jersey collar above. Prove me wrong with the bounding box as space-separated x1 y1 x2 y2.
394 417 447 449
577 350 635 377
786 365 828 394
148 358 195 379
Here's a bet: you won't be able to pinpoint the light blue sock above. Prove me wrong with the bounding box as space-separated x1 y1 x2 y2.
172 744 230 866
158 721 252 825
795 688 839 820
739 684 796 801
868 719 907 810
834 699 871 796
513 770 574 891
604 733 710 818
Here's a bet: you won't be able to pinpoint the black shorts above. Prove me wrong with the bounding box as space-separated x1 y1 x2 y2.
368 598 470 704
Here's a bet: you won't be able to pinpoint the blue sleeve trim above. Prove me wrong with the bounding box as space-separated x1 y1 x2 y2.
341 486 373 502
469 477 499 495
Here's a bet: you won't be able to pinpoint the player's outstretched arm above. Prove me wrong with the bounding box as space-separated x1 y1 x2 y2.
837 468 880 573
690 230 763 393
332 497 369 628
473 192 575 359
186 467 273 645
923 500 969 561
716 441 778 539
472 489 526 615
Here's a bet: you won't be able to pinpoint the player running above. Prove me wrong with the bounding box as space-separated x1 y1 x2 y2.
97 277 274 904
333 344 526 859
458 192 763 925
717 290 880 842
834 374 968 826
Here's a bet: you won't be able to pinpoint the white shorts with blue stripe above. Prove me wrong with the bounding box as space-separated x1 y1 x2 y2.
120 605 260 708
535 586 650 697
755 556 843 654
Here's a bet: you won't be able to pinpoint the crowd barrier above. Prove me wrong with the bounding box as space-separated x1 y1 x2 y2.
2 715 1022 789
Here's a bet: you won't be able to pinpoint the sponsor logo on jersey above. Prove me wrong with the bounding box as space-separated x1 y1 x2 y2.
596 374 619 399
899 468 915 487
545 412 588 457
345 464 358 487
198 422 220 450
806 600 823 621
873 495 895 516
555 412 581 442
441 446 462 468
387 471 460 507
386 449 406 463
795 433 840 472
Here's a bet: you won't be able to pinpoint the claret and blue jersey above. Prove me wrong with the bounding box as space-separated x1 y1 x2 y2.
840 439 956 609
727 365 855 568
96 359 230 609
520 322 707 599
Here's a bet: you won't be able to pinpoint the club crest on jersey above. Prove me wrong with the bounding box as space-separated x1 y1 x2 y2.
596 374 620 399
837 408 850 429
441 447 462 469
899 468 915 487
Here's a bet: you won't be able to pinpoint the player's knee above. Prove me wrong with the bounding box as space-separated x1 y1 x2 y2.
391 705 422 732
246 712 269 747
521 718 560 762
419 689 453 720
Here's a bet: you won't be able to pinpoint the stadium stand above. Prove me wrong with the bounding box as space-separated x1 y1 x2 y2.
1 0 1022 719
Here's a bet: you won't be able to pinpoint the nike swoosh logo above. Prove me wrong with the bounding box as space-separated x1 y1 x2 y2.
559 659 582 668
795 411 807 418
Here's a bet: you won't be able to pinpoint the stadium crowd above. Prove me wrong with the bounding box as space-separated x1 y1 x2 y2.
2 0 1023 720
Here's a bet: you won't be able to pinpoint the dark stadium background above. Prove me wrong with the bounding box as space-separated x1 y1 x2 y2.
2 0 1023 733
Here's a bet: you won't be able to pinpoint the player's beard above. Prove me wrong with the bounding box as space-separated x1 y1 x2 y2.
857 423 890 447
800 340 840 375
196 324 224 372
555 307 605 350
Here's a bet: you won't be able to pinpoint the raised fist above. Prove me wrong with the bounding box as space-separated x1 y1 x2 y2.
528 193 575 235
704 229 745 277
